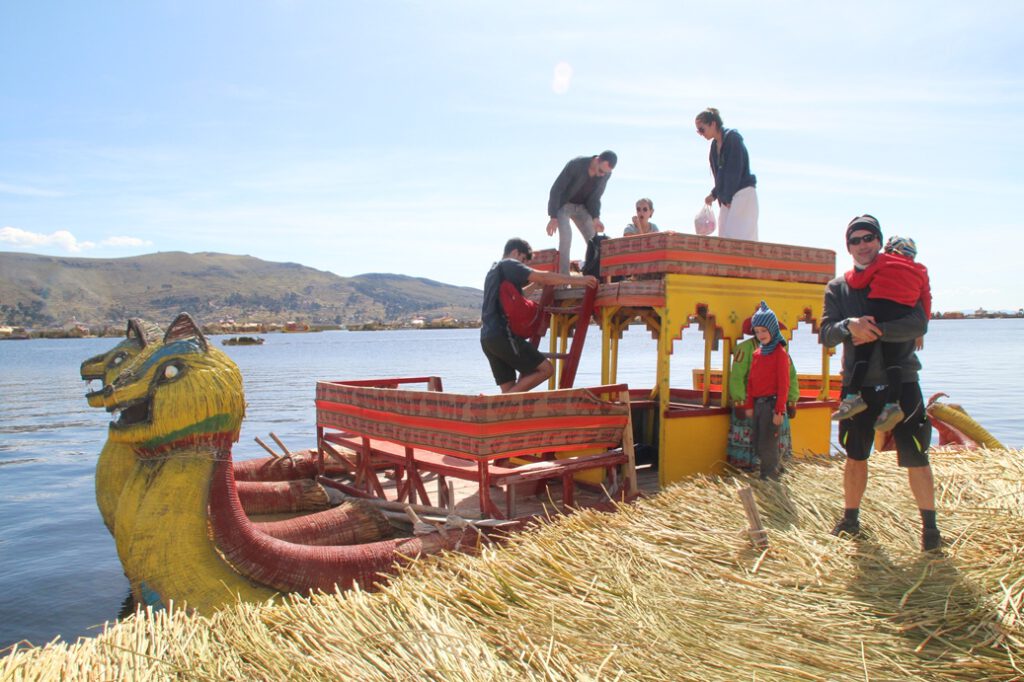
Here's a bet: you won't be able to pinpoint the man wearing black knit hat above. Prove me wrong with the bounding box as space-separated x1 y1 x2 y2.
819 214 941 551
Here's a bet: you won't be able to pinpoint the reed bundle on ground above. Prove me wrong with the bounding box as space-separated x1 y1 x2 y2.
3 449 1022 681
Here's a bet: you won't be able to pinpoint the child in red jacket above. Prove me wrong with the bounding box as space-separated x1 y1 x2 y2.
744 301 791 480
832 236 931 431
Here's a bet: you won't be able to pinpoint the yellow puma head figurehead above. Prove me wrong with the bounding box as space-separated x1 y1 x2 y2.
81 318 163 408
104 313 245 454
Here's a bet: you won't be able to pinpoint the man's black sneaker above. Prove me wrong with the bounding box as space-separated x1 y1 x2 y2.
922 528 943 551
831 518 861 537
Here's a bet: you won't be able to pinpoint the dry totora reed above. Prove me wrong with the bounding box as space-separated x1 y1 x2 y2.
3 448 1022 681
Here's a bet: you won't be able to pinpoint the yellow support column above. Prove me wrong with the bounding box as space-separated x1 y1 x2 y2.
702 330 713 407
600 306 614 385
720 337 732 408
654 306 669 487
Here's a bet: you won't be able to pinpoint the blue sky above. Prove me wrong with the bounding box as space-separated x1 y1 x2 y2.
2 1 1021 311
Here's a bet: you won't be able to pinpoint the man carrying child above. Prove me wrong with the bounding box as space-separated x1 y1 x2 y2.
819 215 941 551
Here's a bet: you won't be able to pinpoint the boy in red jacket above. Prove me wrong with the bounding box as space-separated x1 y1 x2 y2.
744 301 791 480
832 235 931 431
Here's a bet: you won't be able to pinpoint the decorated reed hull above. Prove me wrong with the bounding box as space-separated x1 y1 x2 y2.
83 320 335 536
100 314 486 614
80 319 163 535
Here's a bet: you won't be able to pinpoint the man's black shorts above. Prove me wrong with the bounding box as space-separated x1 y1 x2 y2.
481 332 546 386
839 381 931 467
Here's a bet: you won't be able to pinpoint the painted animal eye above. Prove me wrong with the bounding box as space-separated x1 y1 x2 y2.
156 361 186 383
111 352 127 367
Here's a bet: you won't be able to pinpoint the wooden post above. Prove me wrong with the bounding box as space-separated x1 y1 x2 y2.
319 440 357 474
619 388 639 496
254 436 279 458
269 432 292 458
721 337 732 408
737 486 768 549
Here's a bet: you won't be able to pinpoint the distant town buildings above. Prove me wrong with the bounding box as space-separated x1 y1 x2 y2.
2 309 1018 339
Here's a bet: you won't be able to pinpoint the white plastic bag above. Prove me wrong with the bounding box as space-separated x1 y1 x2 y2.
694 204 716 236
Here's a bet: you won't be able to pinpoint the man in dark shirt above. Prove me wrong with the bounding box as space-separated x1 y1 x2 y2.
481 238 597 393
819 215 941 551
545 151 617 274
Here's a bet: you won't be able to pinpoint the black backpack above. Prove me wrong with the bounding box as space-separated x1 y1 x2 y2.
582 234 608 278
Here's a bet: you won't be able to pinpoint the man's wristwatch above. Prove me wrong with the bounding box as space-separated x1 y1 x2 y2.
838 319 852 338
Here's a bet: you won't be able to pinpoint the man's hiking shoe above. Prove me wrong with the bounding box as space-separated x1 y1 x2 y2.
922 528 943 551
874 403 905 432
830 518 861 537
832 395 867 421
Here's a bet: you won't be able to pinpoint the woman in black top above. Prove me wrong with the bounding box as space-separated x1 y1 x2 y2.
695 107 759 240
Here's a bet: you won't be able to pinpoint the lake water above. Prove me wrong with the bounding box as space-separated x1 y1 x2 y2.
1 319 1022 650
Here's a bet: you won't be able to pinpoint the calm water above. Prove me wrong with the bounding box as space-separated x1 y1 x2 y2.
1 320 1021 649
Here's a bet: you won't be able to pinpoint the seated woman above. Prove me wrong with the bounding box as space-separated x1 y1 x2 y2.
623 197 659 236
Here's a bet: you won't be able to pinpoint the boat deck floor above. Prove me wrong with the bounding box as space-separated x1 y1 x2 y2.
329 463 661 523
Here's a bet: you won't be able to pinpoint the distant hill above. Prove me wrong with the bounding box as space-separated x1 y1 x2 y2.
0 251 483 328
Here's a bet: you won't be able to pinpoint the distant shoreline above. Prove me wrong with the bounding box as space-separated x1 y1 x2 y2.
0 315 1015 340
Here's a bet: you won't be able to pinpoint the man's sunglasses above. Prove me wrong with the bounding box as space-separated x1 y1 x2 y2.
847 234 877 246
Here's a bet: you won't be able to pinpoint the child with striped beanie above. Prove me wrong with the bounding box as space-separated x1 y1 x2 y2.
743 301 791 480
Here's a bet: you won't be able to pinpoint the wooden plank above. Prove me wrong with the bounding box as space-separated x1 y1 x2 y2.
737 486 768 549
492 451 627 485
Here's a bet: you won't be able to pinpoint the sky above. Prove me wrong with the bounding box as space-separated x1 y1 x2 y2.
2 1 1022 312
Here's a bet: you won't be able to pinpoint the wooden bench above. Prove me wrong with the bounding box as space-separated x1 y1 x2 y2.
315 378 637 519
491 449 628 518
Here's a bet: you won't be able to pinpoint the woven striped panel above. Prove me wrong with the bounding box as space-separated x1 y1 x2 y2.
601 232 835 284
595 280 666 307
529 248 559 273
316 383 629 460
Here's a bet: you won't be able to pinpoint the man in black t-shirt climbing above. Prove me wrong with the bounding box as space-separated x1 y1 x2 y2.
481 238 597 393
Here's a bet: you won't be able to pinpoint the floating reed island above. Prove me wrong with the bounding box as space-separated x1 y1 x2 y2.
4 448 1022 681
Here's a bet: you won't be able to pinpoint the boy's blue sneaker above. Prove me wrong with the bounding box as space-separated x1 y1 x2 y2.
831 395 867 421
874 403 905 432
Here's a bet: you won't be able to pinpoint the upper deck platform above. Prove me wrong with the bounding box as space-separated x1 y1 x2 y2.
600 232 835 283
533 233 836 334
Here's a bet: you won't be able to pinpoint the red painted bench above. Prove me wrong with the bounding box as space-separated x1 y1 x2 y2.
315 378 637 518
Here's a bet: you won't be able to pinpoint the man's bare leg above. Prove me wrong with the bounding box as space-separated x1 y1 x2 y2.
843 457 868 509
503 360 554 393
907 465 935 510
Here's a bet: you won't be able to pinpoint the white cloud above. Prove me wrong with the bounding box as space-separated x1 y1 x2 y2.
0 227 95 252
0 227 151 253
101 236 154 248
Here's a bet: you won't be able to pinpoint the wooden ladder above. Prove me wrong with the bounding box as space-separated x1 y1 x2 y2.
535 284 597 389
